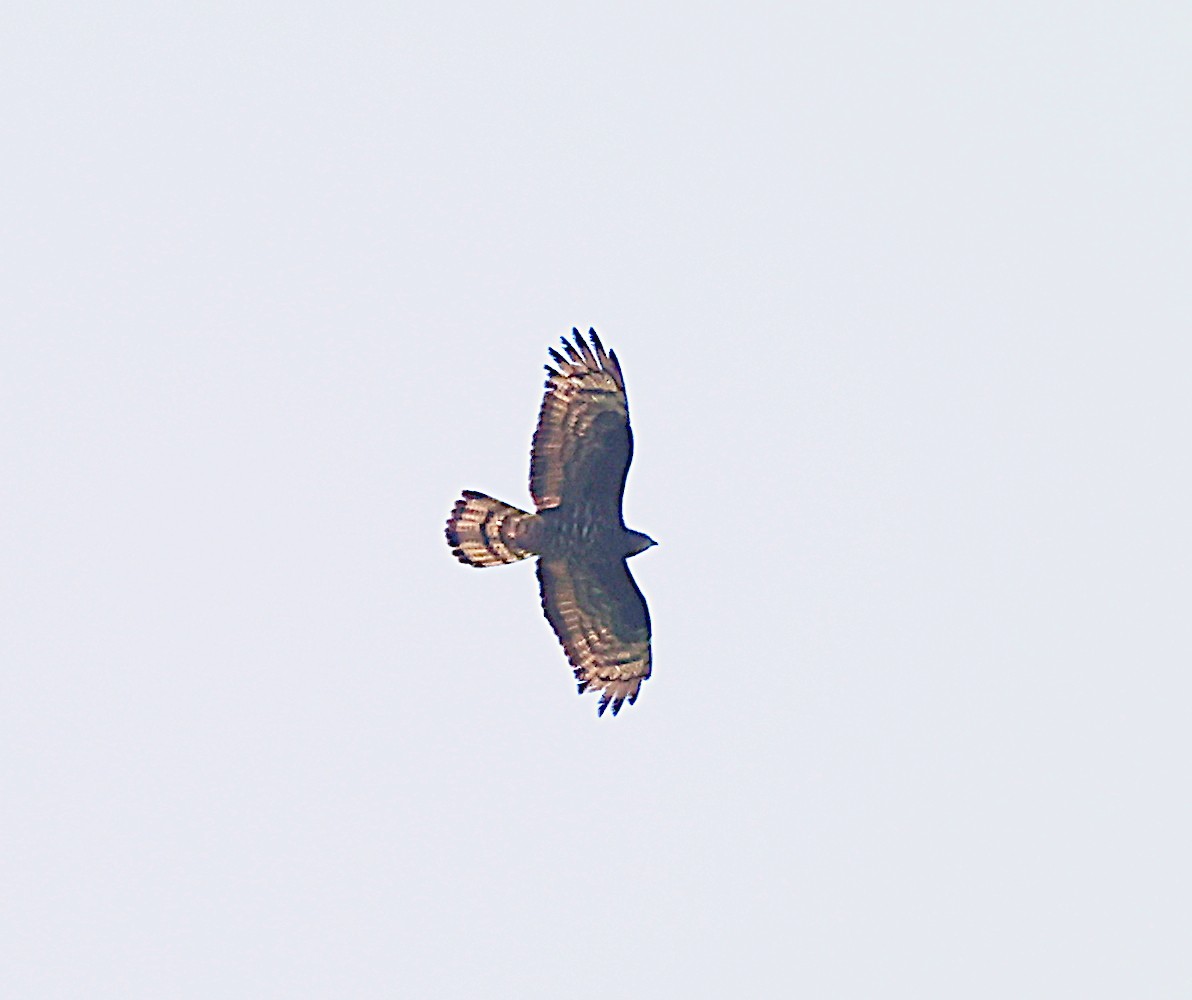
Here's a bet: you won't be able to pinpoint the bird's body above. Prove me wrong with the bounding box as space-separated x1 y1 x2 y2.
535 503 655 558
445 328 655 716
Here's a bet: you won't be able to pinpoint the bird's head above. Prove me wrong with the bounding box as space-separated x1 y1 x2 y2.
625 530 657 557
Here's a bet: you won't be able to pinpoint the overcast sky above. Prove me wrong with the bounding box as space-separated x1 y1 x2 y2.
3 3 1190 997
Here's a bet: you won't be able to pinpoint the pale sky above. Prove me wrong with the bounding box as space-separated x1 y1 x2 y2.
3 4 1190 997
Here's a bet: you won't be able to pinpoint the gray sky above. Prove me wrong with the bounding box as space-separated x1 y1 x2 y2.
4 3 1190 997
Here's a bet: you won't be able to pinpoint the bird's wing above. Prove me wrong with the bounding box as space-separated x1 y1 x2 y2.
537 556 652 716
530 328 632 514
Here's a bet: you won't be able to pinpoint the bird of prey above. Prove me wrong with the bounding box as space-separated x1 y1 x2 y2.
445 328 655 716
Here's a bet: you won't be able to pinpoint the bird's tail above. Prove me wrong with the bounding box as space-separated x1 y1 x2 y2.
445 491 541 567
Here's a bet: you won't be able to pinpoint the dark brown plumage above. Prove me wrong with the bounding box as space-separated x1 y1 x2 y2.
445 328 655 716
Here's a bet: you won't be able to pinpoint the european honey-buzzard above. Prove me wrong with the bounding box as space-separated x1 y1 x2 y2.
445 328 655 716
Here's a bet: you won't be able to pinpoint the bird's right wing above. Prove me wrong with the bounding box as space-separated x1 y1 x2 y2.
529 328 632 514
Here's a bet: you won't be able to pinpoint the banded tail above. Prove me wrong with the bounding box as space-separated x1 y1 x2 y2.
445 491 541 567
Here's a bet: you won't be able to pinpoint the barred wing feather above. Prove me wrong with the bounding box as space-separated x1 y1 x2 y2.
537 557 652 717
530 328 632 513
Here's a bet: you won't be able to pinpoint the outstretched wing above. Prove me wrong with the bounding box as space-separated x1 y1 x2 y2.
530 328 632 513
537 556 652 716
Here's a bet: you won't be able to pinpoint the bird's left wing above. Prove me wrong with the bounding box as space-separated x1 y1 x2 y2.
537 556 652 716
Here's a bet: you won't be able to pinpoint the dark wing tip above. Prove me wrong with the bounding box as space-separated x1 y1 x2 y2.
572 330 598 368
562 338 584 365
602 347 625 389
586 328 604 361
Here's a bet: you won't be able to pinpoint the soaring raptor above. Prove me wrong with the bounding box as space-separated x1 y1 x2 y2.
445 328 655 716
